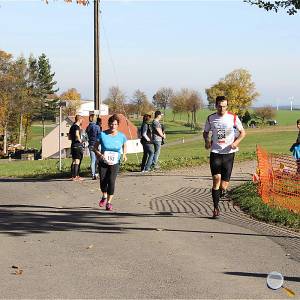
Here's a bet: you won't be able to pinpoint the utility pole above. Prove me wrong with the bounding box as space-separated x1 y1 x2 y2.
94 0 100 111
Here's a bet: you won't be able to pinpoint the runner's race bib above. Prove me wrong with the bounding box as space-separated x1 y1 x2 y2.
104 151 119 165
217 127 226 144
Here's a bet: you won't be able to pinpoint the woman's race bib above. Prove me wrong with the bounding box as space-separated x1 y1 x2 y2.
104 151 119 165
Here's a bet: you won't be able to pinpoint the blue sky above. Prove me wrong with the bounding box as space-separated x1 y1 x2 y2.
1 0 300 107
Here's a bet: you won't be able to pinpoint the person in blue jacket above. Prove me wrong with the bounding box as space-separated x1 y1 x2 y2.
94 114 127 211
86 113 101 180
290 119 300 173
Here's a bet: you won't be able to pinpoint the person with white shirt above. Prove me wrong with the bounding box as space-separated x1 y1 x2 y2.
203 96 246 218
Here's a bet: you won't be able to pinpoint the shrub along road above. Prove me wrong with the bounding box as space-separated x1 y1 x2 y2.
0 160 299 298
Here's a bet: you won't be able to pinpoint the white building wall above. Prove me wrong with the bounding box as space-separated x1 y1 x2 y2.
78 101 109 116
42 120 71 159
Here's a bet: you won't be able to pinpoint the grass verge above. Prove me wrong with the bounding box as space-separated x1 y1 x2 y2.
231 182 300 231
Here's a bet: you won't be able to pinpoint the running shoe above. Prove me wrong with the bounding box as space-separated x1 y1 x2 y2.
106 203 113 211
99 197 107 207
212 208 220 218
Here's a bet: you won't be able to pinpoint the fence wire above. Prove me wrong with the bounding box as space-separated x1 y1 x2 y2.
256 145 300 213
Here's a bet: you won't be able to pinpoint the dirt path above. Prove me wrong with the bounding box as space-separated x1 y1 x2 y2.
0 160 299 299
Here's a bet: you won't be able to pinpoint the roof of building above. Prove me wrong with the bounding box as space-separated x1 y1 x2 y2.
67 114 139 140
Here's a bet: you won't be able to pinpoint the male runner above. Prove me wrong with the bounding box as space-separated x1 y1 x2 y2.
203 96 246 218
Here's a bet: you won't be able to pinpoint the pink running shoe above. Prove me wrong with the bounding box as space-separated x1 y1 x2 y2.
106 203 113 211
99 197 107 207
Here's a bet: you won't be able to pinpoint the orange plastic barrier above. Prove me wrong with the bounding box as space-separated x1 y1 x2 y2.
256 145 300 214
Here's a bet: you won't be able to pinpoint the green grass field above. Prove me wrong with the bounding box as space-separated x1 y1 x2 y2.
1 109 299 178
26 125 55 149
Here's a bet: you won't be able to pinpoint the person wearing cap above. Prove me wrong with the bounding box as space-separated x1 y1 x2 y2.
151 110 166 170
86 112 101 180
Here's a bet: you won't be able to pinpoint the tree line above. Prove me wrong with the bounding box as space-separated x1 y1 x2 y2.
0 50 58 154
1 49 261 155
0 49 87 155
105 68 260 124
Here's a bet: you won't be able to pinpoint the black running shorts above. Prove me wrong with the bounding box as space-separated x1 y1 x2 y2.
210 152 235 181
71 145 83 160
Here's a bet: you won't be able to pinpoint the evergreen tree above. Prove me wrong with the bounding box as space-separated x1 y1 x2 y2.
36 53 58 137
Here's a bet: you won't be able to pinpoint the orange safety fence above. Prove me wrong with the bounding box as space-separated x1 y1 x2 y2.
256 145 300 214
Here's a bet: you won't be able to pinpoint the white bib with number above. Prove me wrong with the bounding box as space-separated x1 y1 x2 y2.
104 151 119 165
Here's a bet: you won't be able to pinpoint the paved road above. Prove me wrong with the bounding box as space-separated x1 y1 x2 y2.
0 160 299 299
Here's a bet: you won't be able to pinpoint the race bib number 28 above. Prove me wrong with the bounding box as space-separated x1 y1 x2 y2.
104 151 119 165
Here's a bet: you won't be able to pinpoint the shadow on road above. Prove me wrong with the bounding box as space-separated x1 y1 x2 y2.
0 205 298 241
224 271 300 283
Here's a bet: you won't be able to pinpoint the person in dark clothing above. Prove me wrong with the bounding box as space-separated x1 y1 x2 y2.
151 110 166 170
86 113 101 179
68 114 83 181
140 114 154 172
96 117 102 132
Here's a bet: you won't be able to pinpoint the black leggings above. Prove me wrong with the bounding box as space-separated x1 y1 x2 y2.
99 161 120 195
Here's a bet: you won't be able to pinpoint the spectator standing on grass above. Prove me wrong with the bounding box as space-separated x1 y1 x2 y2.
290 119 300 173
140 114 154 172
203 96 246 218
94 114 127 211
68 114 84 181
151 110 166 170
86 113 101 180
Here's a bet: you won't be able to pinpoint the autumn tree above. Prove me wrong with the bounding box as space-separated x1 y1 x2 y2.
170 93 186 121
60 88 81 116
11 56 32 146
130 89 153 116
205 69 259 115
185 90 204 126
254 106 276 124
152 87 174 118
0 50 14 154
244 0 300 15
104 86 126 114
170 89 203 125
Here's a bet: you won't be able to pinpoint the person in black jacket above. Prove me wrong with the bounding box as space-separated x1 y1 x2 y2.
140 114 154 172
68 114 83 181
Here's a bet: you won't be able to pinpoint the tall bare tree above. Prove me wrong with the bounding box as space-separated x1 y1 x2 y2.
104 86 126 114
152 87 174 118
130 89 153 116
